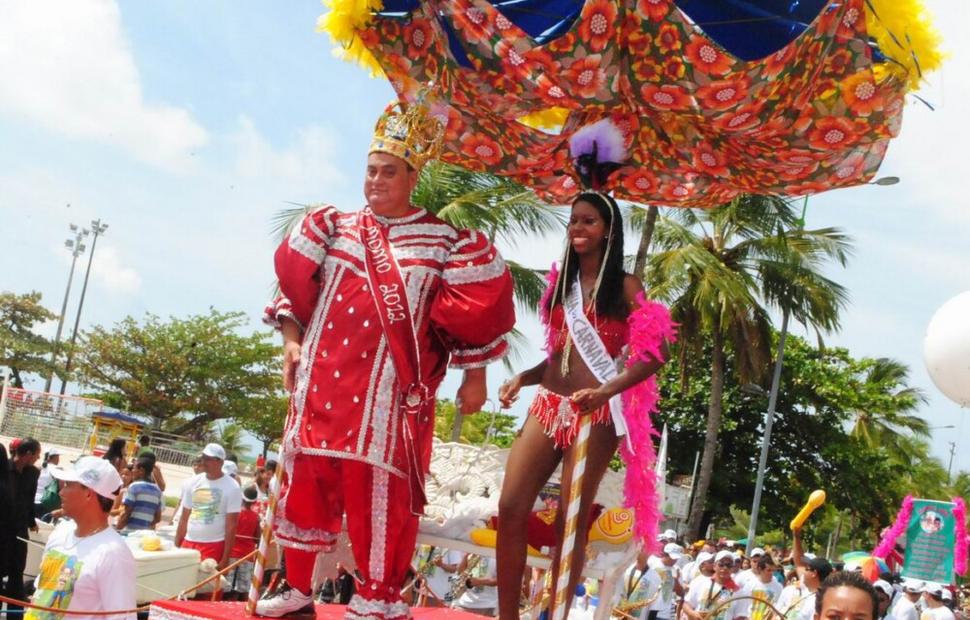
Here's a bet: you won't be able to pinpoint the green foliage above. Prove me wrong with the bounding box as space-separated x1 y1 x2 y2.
657 331 962 550
0 291 57 388
433 398 519 448
647 195 852 538
72 309 280 438
235 394 287 457
213 422 250 459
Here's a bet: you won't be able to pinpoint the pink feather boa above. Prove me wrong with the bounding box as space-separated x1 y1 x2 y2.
620 295 677 553
537 264 678 552
954 496 968 576
538 263 559 358
873 495 913 559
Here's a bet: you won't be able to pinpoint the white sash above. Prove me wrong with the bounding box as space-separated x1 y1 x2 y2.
562 277 632 451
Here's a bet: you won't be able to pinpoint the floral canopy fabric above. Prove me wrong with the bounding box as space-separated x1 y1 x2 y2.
332 0 939 206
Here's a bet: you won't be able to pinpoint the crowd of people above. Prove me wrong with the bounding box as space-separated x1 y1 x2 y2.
609 530 963 620
0 434 282 618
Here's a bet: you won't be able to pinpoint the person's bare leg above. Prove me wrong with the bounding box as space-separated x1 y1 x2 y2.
549 422 619 613
497 416 562 620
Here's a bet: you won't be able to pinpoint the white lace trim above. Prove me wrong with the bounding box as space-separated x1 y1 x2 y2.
443 253 507 284
275 511 339 547
371 207 427 225
388 223 457 241
346 594 411 620
368 468 390 583
289 230 327 264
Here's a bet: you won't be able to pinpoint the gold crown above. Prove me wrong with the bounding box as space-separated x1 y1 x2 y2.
369 98 445 170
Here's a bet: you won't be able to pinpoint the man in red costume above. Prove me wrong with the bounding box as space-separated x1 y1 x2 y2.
257 99 515 619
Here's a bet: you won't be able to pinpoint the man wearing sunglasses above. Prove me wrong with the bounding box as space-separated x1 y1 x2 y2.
683 551 743 620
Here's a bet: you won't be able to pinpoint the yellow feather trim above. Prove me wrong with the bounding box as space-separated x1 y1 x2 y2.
316 0 385 78
865 0 944 92
518 107 570 132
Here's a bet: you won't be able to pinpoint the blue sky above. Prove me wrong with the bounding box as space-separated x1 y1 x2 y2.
1 1 967 476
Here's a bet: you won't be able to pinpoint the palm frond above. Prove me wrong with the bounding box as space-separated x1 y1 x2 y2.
270 203 316 244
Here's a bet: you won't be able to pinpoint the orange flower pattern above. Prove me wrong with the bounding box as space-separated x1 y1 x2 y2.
360 0 905 207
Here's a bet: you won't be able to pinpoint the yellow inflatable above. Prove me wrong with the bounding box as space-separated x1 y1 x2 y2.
790 490 826 531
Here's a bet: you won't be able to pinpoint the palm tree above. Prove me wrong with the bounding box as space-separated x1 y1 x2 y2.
213 422 250 459
849 357 929 454
271 162 565 440
647 194 853 539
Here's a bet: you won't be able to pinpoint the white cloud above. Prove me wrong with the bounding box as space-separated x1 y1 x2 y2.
0 0 208 171
231 116 344 189
90 244 141 294
53 241 141 296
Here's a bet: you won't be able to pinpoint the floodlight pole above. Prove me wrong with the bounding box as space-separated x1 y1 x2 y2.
45 225 88 392
60 219 108 396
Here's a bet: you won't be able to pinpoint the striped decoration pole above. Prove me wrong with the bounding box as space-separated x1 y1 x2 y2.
550 414 592 620
246 450 286 615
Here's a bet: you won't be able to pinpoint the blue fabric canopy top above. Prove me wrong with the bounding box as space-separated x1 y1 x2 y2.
378 0 830 62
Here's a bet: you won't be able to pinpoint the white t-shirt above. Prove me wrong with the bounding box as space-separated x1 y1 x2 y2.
738 579 783 620
180 473 243 543
645 564 679 619
620 564 653 606
424 549 464 599
735 569 755 589
685 576 742 620
27 520 137 620
777 584 811 620
891 597 919 620
457 556 497 610
921 607 955 620
34 465 57 503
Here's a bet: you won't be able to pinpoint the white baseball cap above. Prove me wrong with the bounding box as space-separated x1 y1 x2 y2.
222 461 238 477
48 447 62 456
662 529 678 541
664 543 685 560
201 443 226 460
940 589 952 602
696 552 715 565
873 580 893 597
50 456 123 500
922 583 944 597
902 580 923 594
715 550 736 564
750 547 766 558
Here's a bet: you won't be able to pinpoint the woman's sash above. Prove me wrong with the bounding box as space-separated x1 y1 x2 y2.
358 209 430 513
562 276 632 451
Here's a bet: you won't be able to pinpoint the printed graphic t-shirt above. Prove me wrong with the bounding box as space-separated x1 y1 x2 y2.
180 473 242 543
739 579 783 620
27 520 137 620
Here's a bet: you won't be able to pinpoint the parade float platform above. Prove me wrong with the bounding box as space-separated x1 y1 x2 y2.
148 601 489 620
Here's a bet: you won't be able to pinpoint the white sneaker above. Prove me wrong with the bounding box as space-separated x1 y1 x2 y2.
255 581 316 618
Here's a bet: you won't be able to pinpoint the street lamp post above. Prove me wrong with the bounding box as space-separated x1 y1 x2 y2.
59 219 108 396
44 224 88 392
744 309 790 556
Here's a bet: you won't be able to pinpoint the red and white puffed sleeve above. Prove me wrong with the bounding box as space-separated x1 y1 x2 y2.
430 229 515 369
263 205 341 331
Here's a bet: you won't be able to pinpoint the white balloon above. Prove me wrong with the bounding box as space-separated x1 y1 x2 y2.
923 291 970 407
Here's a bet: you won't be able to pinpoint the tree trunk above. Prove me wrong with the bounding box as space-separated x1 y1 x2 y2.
687 324 726 540
11 367 24 388
633 206 659 280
